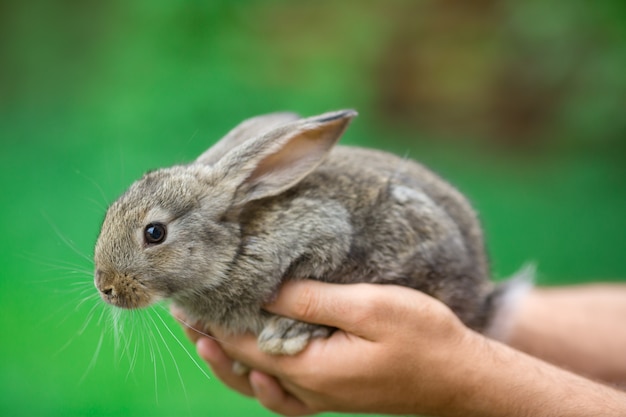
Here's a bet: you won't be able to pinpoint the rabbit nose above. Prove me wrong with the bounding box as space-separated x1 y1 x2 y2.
98 283 118 304
95 269 116 296
101 286 115 296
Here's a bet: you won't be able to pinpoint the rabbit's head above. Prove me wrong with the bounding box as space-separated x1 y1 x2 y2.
94 110 357 309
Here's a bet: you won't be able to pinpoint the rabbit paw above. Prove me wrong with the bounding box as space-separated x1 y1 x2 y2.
258 317 332 355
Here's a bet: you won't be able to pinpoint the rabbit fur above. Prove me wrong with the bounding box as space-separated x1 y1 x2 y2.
94 109 522 356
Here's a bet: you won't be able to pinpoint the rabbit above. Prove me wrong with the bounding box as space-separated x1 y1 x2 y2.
94 109 529 358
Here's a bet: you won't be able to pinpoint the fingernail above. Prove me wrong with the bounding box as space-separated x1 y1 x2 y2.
196 338 215 362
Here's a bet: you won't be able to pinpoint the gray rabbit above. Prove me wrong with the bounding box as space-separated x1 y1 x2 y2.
94 110 526 357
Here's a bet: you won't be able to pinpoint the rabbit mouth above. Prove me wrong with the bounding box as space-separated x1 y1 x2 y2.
95 270 155 309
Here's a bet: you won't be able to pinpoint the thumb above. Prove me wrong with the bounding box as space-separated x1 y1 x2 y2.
264 280 410 336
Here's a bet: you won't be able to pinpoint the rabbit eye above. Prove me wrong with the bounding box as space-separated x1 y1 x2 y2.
144 222 167 245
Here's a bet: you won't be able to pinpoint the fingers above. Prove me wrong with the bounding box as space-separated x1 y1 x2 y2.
197 337 315 415
172 304 291 398
249 371 314 417
196 337 255 397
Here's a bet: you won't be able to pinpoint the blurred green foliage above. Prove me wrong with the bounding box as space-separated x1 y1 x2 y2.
1 1 625 416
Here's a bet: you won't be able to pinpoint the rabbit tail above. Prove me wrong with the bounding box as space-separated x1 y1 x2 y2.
483 264 535 342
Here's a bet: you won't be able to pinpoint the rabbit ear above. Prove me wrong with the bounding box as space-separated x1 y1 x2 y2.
214 109 357 207
196 112 301 165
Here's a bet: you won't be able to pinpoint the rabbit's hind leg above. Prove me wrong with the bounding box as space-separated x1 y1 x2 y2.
258 315 332 355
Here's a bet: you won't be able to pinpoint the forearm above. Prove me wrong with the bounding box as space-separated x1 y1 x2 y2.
454 332 626 417
507 284 626 384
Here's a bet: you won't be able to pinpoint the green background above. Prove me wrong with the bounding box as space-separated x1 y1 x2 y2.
2 1 625 416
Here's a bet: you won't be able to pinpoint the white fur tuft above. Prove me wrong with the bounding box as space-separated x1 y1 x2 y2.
484 264 535 342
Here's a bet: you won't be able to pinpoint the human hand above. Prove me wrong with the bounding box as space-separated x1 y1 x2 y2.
176 281 626 417
178 281 487 416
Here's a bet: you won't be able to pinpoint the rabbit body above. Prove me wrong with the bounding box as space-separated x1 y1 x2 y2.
95 110 503 356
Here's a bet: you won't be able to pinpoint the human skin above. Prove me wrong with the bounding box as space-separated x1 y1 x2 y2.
508 283 626 385
177 281 626 417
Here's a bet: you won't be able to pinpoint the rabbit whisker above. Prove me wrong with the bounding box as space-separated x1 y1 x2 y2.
77 300 104 335
142 312 163 403
79 331 105 385
52 299 101 357
166 304 248 356
152 306 212 381
74 168 111 209
145 310 189 403
41 211 93 264
123 313 140 381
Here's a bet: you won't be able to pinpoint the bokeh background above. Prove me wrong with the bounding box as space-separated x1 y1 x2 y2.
2 1 625 416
